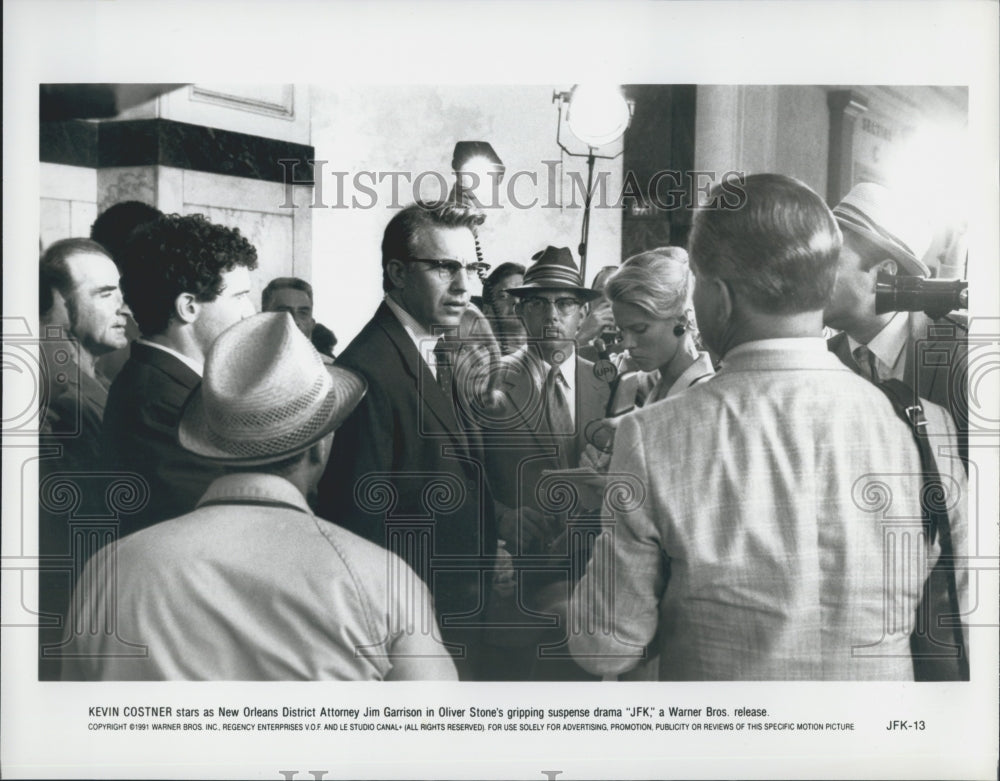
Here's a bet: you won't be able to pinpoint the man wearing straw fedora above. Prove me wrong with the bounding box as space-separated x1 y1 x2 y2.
824 182 968 467
62 312 458 680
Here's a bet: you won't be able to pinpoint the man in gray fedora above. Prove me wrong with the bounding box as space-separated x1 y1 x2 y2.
62 312 457 681
488 246 611 548
481 245 611 680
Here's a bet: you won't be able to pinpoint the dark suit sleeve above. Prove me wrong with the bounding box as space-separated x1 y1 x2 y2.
101 361 224 531
316 372 396 546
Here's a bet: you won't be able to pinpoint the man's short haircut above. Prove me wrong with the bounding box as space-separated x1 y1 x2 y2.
262 276 314 311
688 173 842 314
120 213 259 337
482 261 525 308
90 201 164 265
39 238 113 319
380 200 486 292
606 247 692 320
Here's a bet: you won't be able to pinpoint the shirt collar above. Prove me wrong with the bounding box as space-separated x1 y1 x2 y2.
196 473 311 513
384 294 445 373
846 312 908 378
664 350 715 398
136 338 204 376
542 350 577 393
724 337 829 362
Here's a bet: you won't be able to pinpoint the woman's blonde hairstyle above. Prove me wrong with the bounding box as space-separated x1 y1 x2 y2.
605 246 692 320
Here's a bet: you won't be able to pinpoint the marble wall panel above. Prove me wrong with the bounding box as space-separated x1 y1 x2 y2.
96 167 157 214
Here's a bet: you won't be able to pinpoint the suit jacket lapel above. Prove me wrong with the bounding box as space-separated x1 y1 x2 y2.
577 356 610 423
501 346 550 444
78 368 110 415
574 355 611 462
374 303 463 437
827 332 856 374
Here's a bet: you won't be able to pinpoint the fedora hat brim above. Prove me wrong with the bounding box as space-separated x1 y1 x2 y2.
838 220 930 277
178 365 367 467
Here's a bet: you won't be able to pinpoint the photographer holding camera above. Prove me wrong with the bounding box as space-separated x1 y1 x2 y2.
574 264 620 362
823 182 968 468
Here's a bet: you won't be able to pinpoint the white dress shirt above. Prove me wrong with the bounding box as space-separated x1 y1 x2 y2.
845 312 909 382
384 295 446 379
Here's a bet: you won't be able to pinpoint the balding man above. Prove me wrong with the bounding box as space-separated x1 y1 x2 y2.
38 238 130 679
571 174 968 681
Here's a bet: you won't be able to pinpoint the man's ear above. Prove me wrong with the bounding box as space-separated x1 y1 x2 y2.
711 276 734 326
385 258 408 291
871 257 898 277
174 292 199 324
310 432 335 466
865 257 898 292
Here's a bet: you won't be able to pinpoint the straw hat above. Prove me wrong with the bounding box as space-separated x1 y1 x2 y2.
178 312 366 466
506 246 603 301
832 182 932 276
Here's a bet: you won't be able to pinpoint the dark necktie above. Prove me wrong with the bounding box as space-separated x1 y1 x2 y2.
545 364 574 436
546 364 575 468
434 337 455 405
852 344 879 383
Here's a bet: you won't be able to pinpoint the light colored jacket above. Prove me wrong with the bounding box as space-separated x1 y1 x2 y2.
61 473 454 681
570 338 968 680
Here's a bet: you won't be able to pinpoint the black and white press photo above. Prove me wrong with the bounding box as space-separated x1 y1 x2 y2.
3 2 997 779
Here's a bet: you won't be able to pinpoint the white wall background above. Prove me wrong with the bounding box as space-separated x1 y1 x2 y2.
309 85 624 346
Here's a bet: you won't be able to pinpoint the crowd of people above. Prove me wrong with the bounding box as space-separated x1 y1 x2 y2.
38 174 969 682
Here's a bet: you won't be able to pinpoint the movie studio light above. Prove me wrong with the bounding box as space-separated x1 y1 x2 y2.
451 141 505 208
553 84 634 281
449 141 504 273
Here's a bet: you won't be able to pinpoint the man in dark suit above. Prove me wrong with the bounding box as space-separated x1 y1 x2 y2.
316 200 497 679
38 237 131 679
481 246 611 680
101 214 258 536
823 183 968 468
39 239 130 469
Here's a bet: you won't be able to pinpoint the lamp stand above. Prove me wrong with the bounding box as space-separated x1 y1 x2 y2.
578 150 597 283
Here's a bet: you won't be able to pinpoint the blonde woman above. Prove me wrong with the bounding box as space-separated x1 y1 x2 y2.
579 246 714 475
606 246 714 404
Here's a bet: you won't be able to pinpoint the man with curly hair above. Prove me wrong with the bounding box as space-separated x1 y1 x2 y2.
101 213 258 536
